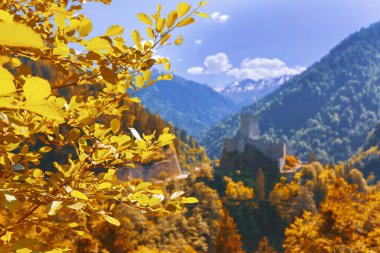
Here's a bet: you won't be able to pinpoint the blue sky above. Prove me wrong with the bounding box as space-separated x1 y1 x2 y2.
83 0 380 88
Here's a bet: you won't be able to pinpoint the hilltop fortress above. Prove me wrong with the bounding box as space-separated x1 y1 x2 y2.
224 114 284 160
220 114 289 174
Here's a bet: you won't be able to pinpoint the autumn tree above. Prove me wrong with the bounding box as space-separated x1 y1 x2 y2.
0 0 207 251
284 178 380 252
255 237 277 253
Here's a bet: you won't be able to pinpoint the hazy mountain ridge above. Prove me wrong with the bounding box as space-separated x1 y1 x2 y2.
200 21 380 162
220 75 294 106
136 74 239 137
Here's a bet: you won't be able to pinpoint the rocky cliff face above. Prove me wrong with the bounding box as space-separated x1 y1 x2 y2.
118 148 183 181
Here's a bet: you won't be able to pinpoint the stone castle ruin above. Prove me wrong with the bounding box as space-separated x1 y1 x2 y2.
224 114 284 160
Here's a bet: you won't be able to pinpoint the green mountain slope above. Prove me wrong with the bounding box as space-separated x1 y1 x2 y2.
136 74 238 137
347 121 380 177
200 21 380 162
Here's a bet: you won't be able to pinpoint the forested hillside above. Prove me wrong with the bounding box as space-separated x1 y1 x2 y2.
347 121 380 177
136 74 238 137
200 21 380 162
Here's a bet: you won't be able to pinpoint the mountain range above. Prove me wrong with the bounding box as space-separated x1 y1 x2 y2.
219 75 294 106
200 21 380 162
136 74 239 138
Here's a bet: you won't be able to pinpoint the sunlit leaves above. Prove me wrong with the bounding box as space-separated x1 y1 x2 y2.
167 11 178 29
0 0 205 250
71 190 88 200
23 77 51 101
0 66 15 96
137 13 152 25
78 17 92 37
0 22 44 48
101 213 121 226
177 17 195 28
131 30 142 49
110 118 121 133
86 37 111 51
175 35 184 45
105 25 124 36
177 2 191 17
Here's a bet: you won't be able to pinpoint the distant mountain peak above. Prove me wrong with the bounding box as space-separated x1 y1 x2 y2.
220 75 295 106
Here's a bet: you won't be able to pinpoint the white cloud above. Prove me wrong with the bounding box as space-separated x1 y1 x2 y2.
227 58 306 80
187 66 204 75
204 52 232 74
187 53 306 80
210 12 230 23
195 39 202 45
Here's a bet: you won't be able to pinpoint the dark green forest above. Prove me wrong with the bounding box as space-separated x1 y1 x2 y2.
200 21 380 163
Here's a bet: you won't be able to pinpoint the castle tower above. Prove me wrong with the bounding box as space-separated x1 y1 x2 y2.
239 114 260 140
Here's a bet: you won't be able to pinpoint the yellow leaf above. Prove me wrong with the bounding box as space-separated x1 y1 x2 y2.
167 11 178 29
86 37 111 51
32 169 43 178
137 194 149 206
135 75 144 88
0 10 12 22
131 30 142 49
146 27 155 39
48 201 62 215
110 118 121 133
199 1 207 6
23 77 51 101
78 17 92 37
104 168 116 180
160 34 171 45
98 182 112 190
142 70 151 82
175 34 184 45
53 42 69 58
71 190 88 200
158 132 175 145
0 22 44 48
22 101 64 122
11 58 21 67
54 13 66 29
137 13 152 25
149 197 162 207
0 67 15 96
164 62 171 72
177 17 195 28
105 25 124 36
145 80 156 88
102 214 121 226
1 231 12 243
177 2 191 17
196 12 209 18
155 18 165 33
135 182 152 191
39 146 52 153
181 197 199 204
